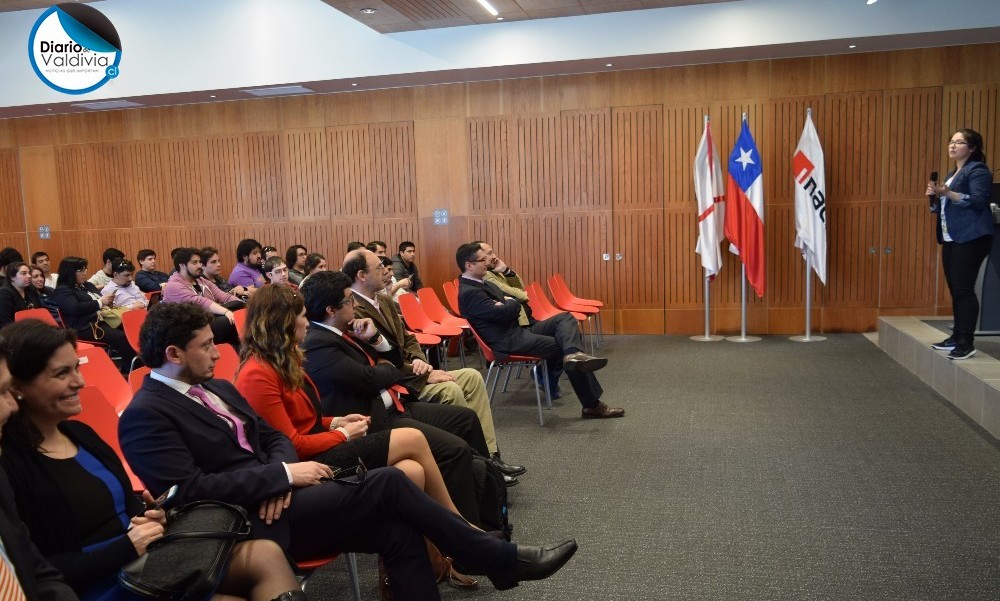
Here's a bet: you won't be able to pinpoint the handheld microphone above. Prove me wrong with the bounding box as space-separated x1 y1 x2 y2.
929 171 938 208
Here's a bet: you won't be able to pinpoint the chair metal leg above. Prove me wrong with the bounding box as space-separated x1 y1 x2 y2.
501 367 513 392
439 342 448 370
488 363 502 401
345 552 362 601
541 360 553 409
532 363 545 426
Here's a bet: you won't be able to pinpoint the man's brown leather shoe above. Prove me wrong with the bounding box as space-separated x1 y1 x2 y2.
581 402 625 419
563 352 608 372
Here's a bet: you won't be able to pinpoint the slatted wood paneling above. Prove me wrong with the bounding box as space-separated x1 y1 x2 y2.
560 110 611 210
612 105 663 210
942 84 1000 171
884 88 942 200
469 118 515 212
370 122 417 218
0 149 24 234
824 92 883 202
285 129 330 220
203 136 241 225
518 116 560 211
664 208 701 307
664 104 717 205
823 203 881 307
330 125 373 218
880 201 937 307
560 210 612 307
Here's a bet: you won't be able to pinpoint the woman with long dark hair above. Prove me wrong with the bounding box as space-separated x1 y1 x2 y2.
927 128 995 360
50 257 136 369
0 320 307 601
0 262 43 327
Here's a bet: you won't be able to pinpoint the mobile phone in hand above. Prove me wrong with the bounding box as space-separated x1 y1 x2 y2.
143 484 178 512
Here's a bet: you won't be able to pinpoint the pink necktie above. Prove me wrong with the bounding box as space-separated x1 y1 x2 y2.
189 385 254 454
0 541 27 601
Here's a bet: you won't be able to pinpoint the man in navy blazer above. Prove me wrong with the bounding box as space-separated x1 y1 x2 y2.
457 242 624 419
119 302 577 600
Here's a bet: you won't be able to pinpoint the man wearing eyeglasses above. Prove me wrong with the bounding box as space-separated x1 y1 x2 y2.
122 301 578 600
457 242 624 419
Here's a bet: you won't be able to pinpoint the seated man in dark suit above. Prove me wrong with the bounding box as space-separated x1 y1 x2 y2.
0 341 78 601
457 242 624 419
119 302 577 600
299 271 490 526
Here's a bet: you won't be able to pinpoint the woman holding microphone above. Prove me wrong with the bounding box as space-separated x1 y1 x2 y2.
928 128 994 360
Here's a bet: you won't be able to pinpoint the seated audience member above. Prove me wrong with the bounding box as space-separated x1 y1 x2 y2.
392 241 423 292
31 250 58 288
88 247 126 289
261 256 296 289
161 247 242 346
344 249 525 482
120 302 578 600
200 246 253 298
285 245 308 285
0 320 306 601
52 257 136 368
30 265 61 325
346 241 365 253
262 246 280 260
229 238 266 289
298 252 327 287
235 284 474 523
368 241 411 299
300 271 490 525
134 248 170 292
457 242 624 420
101 259 148 311
0 340 78 601
0 262 43 327
0 247 24 274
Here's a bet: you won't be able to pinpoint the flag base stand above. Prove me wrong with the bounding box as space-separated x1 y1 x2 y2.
726 335 761 342
691 335 725 342
789 335 826 342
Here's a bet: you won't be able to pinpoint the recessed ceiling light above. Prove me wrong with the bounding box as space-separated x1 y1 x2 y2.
866 0 877 4
209 95 216 98
351 83 358 87
242 85 315 97
46 108 52 111
849 45 857 49
71 100 143 110
606 63 613 67
360 8 376 14
496 16 503 21
476 0 499 17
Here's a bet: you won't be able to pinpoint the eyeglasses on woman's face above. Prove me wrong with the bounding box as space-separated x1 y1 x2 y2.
947 140 968 146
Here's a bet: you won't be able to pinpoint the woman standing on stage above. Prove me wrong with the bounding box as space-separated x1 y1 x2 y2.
928 128 994 360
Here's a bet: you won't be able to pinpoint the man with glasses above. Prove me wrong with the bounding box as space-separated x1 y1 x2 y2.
457 242 624 419
261 256 296 289
121 301 578 601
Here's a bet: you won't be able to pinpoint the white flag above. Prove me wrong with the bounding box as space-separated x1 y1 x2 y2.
792 113 827 284
694 119 725 279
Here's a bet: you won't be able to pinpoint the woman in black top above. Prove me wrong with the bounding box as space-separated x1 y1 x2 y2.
0 320 306 601
30 265 61 325
0 262 44 327
50 257 136 370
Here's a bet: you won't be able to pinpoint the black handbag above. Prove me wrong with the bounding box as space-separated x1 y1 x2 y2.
119 500 252 600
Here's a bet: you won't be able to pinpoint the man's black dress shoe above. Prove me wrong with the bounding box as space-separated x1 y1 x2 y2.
562 352 608 373
491 453 527 477
581 402 625 419
503 474 519 487
487 538 578 591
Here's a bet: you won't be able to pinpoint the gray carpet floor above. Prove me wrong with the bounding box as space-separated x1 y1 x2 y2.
304 334 1000 601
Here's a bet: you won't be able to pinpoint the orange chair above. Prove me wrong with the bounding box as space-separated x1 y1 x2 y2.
442 279 463 316
120 309 147 372
14 307 59 326
418 287 474 365
128 366 151 394
70 386 145 492
527 282 594 354
144 290 161 306
78 346 134 414
550 273 603 307
468 326 550 426
232 308 248 342
408 330 442 359
397 294 463 369
547 275 601 349
296 554 361 600
214 343 241 382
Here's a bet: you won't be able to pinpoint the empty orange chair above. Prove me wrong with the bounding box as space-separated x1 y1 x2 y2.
214 342 241 382
128 366 151 394
467 326 550 426
526 282 586 322
70 386 144 491
77 346 133 414
14 307 59 326
232 308 248 342
417 287 469 330
397 294 463 369
550 273 603 307
441 280 462 316
547 275 601 348
120 309 147 372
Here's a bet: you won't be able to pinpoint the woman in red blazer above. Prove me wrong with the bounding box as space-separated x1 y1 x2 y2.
234 284 465 518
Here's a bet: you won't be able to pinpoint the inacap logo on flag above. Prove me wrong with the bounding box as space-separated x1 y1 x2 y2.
28 3 122 95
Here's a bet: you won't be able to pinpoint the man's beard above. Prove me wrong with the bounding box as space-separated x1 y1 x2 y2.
179 365 212 385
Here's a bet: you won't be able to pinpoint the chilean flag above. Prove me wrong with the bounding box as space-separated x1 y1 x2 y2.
724 119 765 297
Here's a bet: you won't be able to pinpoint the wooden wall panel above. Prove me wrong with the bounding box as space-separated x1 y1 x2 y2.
559 110 610 210
468 118 515 213
942 84 1000 172
767 204 808 307
884 88 942 200
560 211 612 308
611 105 663 210
879 201 937 308
471 214 562 291
0 149 23 233
370 122 417 218
162 139 205 225
330 126 373 218
664 208 701 308
766 97 824 205
517 116 559 211
285 129 330 220
664 105 717 205
242 133 286 223
823 203 880 307
55 146 93 230
202 137 241 225
824 92 882 202
612 209 664 309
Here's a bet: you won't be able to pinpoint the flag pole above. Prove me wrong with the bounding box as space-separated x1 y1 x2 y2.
728 112 760 343
791 108 826 343
692 115 724 342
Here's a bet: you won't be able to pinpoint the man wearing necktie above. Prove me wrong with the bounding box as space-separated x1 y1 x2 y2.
300 270 490 528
